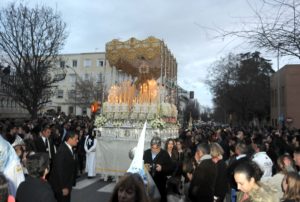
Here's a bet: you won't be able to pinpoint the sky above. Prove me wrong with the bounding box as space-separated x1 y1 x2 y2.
2 0 298 108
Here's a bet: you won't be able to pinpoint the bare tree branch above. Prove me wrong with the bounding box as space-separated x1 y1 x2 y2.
0 3 68 119
215 0 300 59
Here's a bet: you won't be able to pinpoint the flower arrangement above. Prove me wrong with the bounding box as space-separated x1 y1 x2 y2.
95 115 108 127
150 117 166 130
112 121 123 127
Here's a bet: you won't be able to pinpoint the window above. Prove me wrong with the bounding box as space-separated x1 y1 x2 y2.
69 74 76 83
82 108 87 115
72 60 78 68
54 74 65 80
84 73 89 81
97 59 104 67
68 90 76 99
57 90 64 98
68 106 74 115
57 106 61 113
84 59 92 67
60 61 65 68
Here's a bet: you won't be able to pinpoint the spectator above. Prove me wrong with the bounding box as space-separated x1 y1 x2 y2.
166 177 184 202
251 136 273 179
60 122 70 143
77 128 86 175
293 147 300 174
0 173 15 202
3 124 18 145
34 124 56 165
109 173 150 202
164 138 179 163
16 153 57 202
49 131 78 202
234 161 278 202
188 143 217 202
281 171 300 202
175 138 192 179
210 142 228 202
264 154 296 199
227 142 251 202
144 136 174 202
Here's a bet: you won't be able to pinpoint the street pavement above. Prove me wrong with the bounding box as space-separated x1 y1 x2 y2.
71 174 115 202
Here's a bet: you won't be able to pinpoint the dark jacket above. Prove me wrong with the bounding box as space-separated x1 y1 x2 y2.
34 135 56 160
16 176 57 202
214 159 228 200
49 143 76 193
144 148 174 202
189 157 217 202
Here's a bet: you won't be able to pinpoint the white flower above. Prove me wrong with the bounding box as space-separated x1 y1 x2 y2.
95 115 108 127
150 117 166 130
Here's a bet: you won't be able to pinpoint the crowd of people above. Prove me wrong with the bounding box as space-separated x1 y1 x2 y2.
112 126 300 202
0 114 300 202
0 114 96 202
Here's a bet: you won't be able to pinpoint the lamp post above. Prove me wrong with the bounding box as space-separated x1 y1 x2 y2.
277 43 282 128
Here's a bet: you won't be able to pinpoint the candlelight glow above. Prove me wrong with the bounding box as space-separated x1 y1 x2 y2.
107 79 159 106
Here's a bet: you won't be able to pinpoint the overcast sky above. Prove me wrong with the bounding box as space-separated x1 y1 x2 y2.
2 0 297 108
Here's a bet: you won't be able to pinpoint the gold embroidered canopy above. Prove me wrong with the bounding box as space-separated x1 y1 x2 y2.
105 36 177 85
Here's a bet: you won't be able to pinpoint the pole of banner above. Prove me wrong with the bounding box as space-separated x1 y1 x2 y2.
277 43 282 129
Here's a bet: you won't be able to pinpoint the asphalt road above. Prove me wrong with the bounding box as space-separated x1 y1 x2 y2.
71 174 114 202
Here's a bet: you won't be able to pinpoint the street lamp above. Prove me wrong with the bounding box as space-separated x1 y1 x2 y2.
277 43 282 128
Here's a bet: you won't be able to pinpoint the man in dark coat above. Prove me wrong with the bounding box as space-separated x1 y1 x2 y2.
188 143 217 202
60 122 70 144
34 124 56 164
16 153 57 202
49 131 78 202
144 136 174 202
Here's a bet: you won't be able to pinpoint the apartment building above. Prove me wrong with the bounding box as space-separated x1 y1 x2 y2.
47 52 133 116
270 64 300 129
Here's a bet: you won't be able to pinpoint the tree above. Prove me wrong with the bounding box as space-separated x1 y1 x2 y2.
65 73 104 114
219 0 300 59
71 77 104 109
200 106 213 122
0 3 68 119
207 52 274 125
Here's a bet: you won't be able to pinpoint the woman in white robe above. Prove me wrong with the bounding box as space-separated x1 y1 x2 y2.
84 132 97 178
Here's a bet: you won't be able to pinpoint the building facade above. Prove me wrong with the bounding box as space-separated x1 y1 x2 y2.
270 64 300 129
0 73 29 119
0 91 29 119
47 52 131 116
